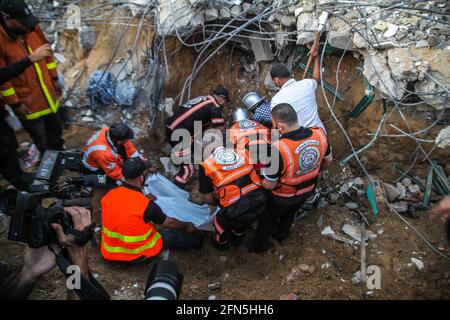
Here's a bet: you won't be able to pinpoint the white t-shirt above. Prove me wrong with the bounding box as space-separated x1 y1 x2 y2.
270 78 325 132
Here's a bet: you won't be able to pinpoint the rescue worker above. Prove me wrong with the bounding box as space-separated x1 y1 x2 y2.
0 43 53 190
166 85 229 188
100 157 203 262
0 0 64 155
242 91 272 128
228 107 271 168
249 103 332 253
82 123 142 184
199 147 267 250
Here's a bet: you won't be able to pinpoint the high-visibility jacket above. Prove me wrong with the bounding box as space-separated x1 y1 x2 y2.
0 25 59 120
201 148 262 208
82 127 140 181
272 127 328 198
229 119 270 163
101 186 163 261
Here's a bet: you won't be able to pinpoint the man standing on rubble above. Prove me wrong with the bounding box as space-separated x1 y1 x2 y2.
0 0 64 155
269 46 325 133
82 123 143 185
100 157 203 262
0 43 53 190
199 147 267 250
249 104 332 253
165 85 229 188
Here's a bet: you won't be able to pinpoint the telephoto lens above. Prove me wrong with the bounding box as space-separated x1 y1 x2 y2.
145 260 183 300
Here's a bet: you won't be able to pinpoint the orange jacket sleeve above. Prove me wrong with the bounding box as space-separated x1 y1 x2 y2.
35 25 58 79
96 152 124 181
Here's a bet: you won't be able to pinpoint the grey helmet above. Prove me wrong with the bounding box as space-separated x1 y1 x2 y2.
233 107 250 122
242 92 264 111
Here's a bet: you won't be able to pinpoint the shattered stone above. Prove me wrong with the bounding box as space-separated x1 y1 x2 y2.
219 7 231 18
401 177 412 188
353 177 364 188
158 0 205 36
387 48 418 82
208 281 221 290
204 7 219 21
78 26 96 51
159 157 179 176
296 12 318 45
81 116 94 122
383 183 400 202
390 201 408 213
396 182 406 200
317 198 328 209
415 40 429 48
363 50 405 100
249 36 274 62
329 192 340 203
415 70 448 110
264 68 278 91
408 184 421 196
286 268 301 283
230 5 242 17
345 202 359 210
435 126 450 149
281 15 297 27
208 295 219 300
327 17 353 50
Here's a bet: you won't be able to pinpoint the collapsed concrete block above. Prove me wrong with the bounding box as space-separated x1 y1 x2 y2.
415 70 448 110
204 7 219 21
249 36 274 62
230 5 242 17
327 17 353 50
220 7 232 18
264 68 278 91
363 51 405 100
157 0 204 36
281 15 296 27
435 126 450 149
296 12 318 45
387 48 418 82
78 26 96 51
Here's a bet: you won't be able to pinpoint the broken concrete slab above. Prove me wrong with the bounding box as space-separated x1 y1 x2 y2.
249 36 274 62
204 7 219 21
363 50 405 100
435 126 450 149
383 183 400 202
327 17 353 50
296 12 318 45
78 26 96 51
157 0 205 36
387 48 418 82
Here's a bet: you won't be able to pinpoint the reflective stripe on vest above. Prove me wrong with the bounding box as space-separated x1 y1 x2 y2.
47 62 57 70
82 144 107 171
102 231 161 255
26 46 59 120
272 128 327 197
1 87 15 97
168 96 218 130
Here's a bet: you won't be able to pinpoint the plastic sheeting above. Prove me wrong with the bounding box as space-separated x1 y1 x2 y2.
115 79 136 106
143 173 216 231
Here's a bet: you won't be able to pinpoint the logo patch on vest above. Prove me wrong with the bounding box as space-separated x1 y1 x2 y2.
295 140 321 174
182 96 206 108
238 119 257 129
214 148 244 170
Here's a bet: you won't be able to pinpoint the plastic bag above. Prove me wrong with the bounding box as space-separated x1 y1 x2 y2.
86 71 115 110
144 173 216 231
114 79 136 106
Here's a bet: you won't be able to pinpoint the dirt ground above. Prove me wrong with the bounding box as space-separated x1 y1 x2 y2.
1 37 450 300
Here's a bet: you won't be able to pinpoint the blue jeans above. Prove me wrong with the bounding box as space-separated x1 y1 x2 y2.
160 230 202 251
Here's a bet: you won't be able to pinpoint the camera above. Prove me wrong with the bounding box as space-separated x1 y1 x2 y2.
145 260 183 300
0 150 94 248
0 188 92 248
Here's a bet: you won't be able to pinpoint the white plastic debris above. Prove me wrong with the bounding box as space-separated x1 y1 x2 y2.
321 226 335 236
411 257 424 270
342 224 377 243
144 173 217 231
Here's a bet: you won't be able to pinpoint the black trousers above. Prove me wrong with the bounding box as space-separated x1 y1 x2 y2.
166 128 194 185
213 188 267 248
252 194 308 252
20 111 64 154
0 119 26 190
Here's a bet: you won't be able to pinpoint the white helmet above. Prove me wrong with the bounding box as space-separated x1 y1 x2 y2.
242 92 264 111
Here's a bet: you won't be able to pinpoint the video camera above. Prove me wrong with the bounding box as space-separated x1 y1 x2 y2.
0 150 97 248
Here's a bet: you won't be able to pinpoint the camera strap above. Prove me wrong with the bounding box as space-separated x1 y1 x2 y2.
51 247 110 300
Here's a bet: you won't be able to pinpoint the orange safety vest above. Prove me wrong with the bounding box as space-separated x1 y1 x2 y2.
82 127 140 181
272 127 328 198
0 25 59 120
101 186 163 261
229 119 270 157
201 148 262 208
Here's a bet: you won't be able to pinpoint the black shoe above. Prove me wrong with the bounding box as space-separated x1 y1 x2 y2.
210 235 230 251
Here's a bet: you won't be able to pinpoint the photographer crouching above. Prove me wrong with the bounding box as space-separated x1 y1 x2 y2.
0 206 109 300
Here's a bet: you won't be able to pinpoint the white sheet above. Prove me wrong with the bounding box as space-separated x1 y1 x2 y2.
143 173 216 231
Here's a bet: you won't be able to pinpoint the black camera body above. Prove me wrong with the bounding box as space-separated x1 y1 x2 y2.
0 150 92 248
145 260 183 300
2 189 74 247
